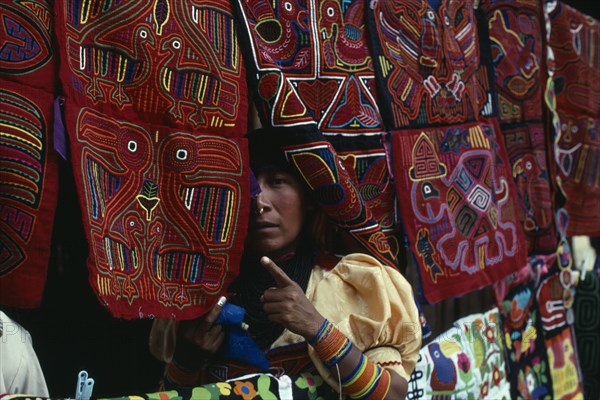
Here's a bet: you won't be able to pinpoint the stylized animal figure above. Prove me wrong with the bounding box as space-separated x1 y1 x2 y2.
513 154 553 232
248 0 308 67
416 228 444 282
69 25 155 105
76 108 244 309
488 9 540 100
428 342 457 392
158 35 224 125
319 0 370 69
373 0 482 125
441 127 470 154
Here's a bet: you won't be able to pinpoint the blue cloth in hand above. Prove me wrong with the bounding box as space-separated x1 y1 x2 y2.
216 303 270 370
215 302 245 327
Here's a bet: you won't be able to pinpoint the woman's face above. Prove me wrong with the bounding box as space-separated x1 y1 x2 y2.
248 168 309 259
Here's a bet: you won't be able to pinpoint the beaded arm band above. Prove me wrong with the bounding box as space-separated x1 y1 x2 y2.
308 319 392 399
341 354 391 399
308 319 353 368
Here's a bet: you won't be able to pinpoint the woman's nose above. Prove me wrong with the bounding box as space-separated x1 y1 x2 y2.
254 191 270 215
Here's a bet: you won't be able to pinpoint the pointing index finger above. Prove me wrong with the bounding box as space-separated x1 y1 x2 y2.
260 256 294 287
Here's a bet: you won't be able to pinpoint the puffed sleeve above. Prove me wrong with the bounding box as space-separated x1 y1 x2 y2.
305 253 422 387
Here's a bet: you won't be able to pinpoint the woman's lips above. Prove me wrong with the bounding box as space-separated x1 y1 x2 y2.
252 221 278 231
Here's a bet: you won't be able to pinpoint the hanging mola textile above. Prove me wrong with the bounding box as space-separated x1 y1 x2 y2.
367 0 527 303
535 261 584 399
480 0 558 254
546 2 600 237
494 253 585 399
232 0 399 266
0 0 59 308
54 0 251 319
495 262 554 400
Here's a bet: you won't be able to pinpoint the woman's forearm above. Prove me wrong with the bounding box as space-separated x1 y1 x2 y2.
309 319 407 400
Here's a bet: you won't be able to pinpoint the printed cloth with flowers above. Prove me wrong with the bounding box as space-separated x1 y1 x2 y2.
100 372 337 400
0 373 336 400
406 307 510 400
454 308 511 399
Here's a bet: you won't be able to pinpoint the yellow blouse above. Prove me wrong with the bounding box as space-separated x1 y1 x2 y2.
149 253 422 390
271 253 422 388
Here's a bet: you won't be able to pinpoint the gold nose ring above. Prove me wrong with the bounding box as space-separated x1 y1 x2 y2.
258 207 265 215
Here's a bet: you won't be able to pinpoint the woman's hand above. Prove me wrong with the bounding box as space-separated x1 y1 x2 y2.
175 296 226 365
260 256 325 339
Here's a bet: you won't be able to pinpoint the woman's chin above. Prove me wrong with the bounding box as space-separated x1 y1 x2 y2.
249 240 279 256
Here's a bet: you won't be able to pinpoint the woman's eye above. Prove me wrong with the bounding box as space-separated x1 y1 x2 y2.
270 174 291 186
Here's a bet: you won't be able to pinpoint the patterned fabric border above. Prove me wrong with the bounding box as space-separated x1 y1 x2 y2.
547 2 600 236
0 80 58 308
233 0 398 267
0 0 58 308
53 0 251 318
64 105 250 319
366 0 495 130
54 0 248 133
479 0 558 254
390 119 527 303
0 0 56 92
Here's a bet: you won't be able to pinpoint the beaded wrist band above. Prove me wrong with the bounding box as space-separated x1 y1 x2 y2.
341 353 391 399
308 319 353 368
